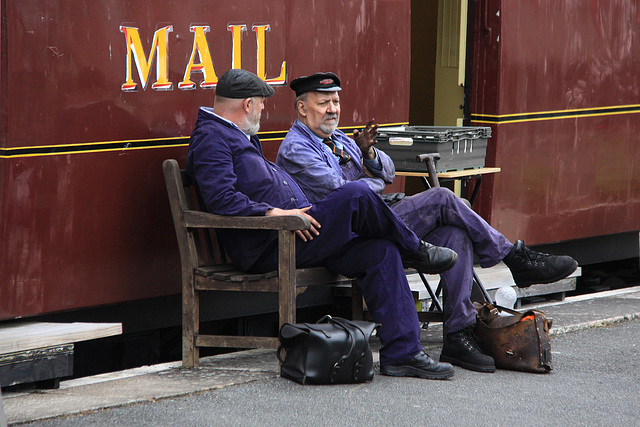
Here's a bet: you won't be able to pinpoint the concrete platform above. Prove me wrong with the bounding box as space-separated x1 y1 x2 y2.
3 286 640 425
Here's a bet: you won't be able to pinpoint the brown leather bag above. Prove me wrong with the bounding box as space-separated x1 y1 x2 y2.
473 302 553 373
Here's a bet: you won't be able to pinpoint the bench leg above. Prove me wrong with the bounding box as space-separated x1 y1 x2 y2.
278 230 297 328
183 273 199 368
351 281 364 320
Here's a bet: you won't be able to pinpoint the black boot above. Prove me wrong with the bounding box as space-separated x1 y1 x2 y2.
381 349 455 380
504 240 578 288
440 326 495 373
402 240 458 274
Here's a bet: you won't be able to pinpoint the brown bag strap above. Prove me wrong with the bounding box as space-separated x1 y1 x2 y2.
475 302 523 322
534 314 553 370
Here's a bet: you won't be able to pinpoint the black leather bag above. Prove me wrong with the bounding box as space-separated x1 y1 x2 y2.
277 315 379 385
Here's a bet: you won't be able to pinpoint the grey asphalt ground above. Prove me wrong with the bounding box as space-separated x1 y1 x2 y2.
4 286 640 426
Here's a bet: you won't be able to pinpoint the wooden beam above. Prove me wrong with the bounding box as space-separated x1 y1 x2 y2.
0 322 122 355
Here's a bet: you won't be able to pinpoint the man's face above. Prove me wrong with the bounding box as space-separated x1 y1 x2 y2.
242 97 265 136
298 91 340 138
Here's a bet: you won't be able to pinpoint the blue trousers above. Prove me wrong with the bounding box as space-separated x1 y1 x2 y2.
391 187 514 333
251 181 424 365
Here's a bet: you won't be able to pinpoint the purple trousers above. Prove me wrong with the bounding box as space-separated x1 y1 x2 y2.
391 187 514 333
251 181 424 365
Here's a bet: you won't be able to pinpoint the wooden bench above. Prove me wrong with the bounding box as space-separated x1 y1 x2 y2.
162 159 360 368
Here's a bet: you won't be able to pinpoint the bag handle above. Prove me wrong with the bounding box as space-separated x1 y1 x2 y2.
276 345 287 365
332 317 370 382
319 316 367 383
475 302 524 322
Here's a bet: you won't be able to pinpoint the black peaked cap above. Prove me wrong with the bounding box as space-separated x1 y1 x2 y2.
216 69 275 98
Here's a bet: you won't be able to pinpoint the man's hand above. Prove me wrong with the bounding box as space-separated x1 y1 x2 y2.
266 206 321 242
353 119 379 159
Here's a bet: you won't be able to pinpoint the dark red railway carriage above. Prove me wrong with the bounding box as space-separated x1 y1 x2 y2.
466 0 640 265
1 1 638 339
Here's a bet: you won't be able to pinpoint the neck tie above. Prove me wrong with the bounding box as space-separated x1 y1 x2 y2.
323 137 351 165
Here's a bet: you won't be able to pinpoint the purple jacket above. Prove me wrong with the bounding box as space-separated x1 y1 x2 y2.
276 119 396 203
187 108 310 270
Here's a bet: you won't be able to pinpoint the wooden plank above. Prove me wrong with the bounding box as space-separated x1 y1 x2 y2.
196 334 279 349
0 322 122 355
195 275 279 292
295 268 352 286
409 262 580 291
407 262 581 302
511 279 577 299
194 264 243 276
396 167 501 178
473 262 581 291
183 210 310 230
194 268 352 292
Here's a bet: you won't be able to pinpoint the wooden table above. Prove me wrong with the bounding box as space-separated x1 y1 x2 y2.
395 166 501 179
396 167 501 206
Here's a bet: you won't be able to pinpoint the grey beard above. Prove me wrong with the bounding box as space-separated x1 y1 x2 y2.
320 116 339 135
241 118 260 136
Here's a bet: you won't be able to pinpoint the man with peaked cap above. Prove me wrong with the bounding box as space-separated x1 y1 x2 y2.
276 71 578 374
187 68 459 380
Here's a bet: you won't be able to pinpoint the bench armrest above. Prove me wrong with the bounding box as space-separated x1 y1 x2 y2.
183 210 310 231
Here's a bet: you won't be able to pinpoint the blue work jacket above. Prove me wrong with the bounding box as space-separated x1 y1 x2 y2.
187 107 310 270
276 119 396 203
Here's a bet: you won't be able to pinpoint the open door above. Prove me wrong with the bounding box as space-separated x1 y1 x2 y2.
410 0 468 126
433 0 468 126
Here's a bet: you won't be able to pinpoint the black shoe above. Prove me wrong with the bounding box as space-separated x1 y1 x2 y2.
503 240 578 288
380 349 455 380
402 240 458 274
440 326 495 373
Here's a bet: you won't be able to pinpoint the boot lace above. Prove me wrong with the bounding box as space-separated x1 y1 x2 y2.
456 328 482 354
520 244 549 267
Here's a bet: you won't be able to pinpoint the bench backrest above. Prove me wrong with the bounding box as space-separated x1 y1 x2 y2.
163 159 226 275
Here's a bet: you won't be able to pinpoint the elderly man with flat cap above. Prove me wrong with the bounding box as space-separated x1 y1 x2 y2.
187 68 461 380
276 71 578 374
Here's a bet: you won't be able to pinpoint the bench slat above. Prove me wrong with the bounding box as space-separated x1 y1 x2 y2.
196 334 279 350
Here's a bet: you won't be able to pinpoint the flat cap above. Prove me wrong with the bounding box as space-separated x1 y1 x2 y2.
290 72 341 97
216 69 275 98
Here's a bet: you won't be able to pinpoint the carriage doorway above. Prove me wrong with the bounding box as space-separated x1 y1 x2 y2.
410 0 468 126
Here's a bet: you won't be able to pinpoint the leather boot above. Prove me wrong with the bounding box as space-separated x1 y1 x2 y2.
504 240 578 288
440 326 495 373
402 240 458 274
381 349 455 380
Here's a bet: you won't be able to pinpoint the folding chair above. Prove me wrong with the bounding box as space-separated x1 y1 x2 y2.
413 153 493 325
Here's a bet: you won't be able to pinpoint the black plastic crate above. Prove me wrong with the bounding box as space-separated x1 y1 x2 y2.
375 126 492 173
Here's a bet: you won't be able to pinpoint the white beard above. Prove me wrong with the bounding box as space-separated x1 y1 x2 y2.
241 110 261 136
320 114 339 135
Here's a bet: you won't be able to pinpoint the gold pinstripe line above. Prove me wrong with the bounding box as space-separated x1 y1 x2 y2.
0 122 410 159
471 105 640 124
